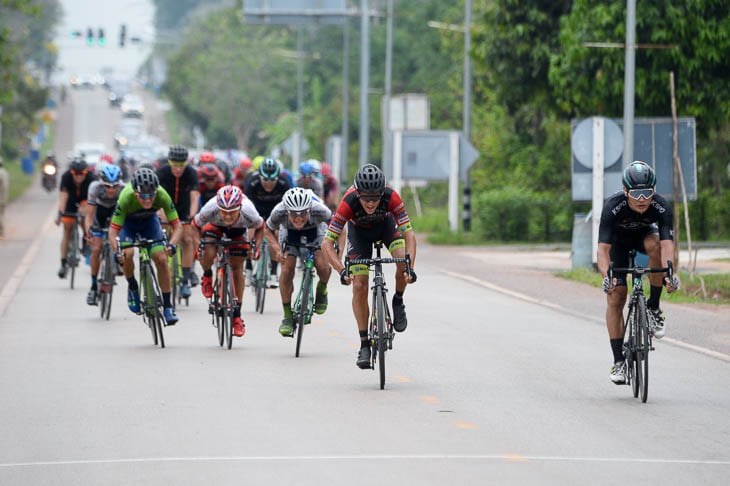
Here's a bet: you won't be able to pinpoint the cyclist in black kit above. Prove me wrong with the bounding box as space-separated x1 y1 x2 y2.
243 157 292 288
596 161 680 385
156 145 200 297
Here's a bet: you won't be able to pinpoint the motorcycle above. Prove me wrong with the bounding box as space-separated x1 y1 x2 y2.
41 159 57 192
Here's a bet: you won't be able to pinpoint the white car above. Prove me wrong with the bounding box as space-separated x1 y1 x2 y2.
72 142 107 172
120 94 145 117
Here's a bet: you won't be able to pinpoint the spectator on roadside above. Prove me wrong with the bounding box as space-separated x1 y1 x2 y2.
0 156 9 238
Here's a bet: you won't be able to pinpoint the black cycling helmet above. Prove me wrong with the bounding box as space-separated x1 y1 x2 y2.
132 167 159 194
69 157 88 172
623 161 656 189
259 157 280 180
354 163 386 194
168 144 188 162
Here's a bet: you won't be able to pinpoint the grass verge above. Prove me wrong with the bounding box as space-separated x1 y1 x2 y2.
558 267 730 305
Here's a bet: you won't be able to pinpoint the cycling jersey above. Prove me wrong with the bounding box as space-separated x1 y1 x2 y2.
266 199 332 233
598 191 674 244
244 173 292 219
157 164 198 221
193 195 263 232
87 180 122 230
59 170 94 213
325 186 412 241
110 183 180 230
295 176 324 198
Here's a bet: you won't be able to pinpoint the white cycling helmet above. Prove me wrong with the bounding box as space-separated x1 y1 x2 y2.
282 187 313 212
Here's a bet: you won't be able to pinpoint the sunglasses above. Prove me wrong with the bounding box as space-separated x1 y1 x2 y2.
358 193 382 202
219 208 240 215
136 192 156 200
261 176 278 182
287 209 309 219
169 161 187 167
71 170 88 176
103 182 119 188
627 188 655 200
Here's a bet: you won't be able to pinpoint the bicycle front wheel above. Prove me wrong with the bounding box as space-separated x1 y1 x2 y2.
223 265 234 350
69 226 79 290
375 289 387 389
143 264 166 348
214 271 224 347
636 296 650 402
295 272 311 358
99 245 115 320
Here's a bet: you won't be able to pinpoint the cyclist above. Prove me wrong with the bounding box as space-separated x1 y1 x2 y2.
233 156 253 188
321 162 339 210
56 157 95 278
243 157 292 288
295 159 324 198
157 145 200 298
199 151 233 184
198 163 225 206
597 161 680 385
194 185 264 338
265 187 332 337
321 164 417 369
84 164 124 305
108 168 183 325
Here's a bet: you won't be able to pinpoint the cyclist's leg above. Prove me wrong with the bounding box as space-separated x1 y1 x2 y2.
180 223 195 292
606 239 630 382
118 224 139 312
347 224 373 366
641 229 666 336
199 224 223 298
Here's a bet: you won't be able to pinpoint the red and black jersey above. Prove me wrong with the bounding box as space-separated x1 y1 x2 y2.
325 186 412 241
59 170 94 213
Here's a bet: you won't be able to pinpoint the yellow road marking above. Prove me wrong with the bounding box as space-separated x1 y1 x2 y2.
393 376 410 383
501 454 528 462
455 422 478 430
420 396 440 404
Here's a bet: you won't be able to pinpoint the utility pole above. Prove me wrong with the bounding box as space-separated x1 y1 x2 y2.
622 0 636 169
462 0 473 231
358 0 370 168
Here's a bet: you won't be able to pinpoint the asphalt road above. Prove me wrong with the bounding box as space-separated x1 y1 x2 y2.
1 84 729 486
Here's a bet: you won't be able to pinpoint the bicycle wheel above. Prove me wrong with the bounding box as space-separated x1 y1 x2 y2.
170 252 178 310
99 245 115 320
141 266 159 346
624 305 639 398
223 265 234 349
295 271 311 357
254 246 269 314
69 225 79 289
375 288 387 389
636 296 650 402
145 264 166 348
214 270 224 347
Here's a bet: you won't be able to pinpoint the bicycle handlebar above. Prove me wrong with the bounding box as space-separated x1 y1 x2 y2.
609 260 673 280
199 237 245 247
345 254 412 273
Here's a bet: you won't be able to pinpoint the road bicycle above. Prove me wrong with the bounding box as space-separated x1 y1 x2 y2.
96 228 116 320
285 240 320 358
253 238 271 314
346 241 412 390
61 212 84 289
609 249 673 403
201 237 241 349
163 223 186 309
120 236 168 348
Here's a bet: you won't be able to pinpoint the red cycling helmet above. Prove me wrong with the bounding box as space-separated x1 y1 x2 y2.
100 153 114 164
199 152 216 164
198 163 219 179
321 162 332 176
239 157 252 170
216 185 244 211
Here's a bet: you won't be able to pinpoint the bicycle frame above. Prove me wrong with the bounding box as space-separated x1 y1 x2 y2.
97 229 116 320
62 212 83 289
346 242 412 389
253 238 271 314
200 237 241 349
609 250 672 403
289 242 318 358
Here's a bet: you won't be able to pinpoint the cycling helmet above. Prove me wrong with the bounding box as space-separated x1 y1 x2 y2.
198 163 219 179
252 155 265 171
354 163 386 193
216 185 244 211
239 157 252 170
259 157 280 180
321 162 332 176
299 160 316 176
100 153 114 164
199 152 216 164
99 164 122 184
623 161 656 189
69 157 88 172
283 187 313 212
309 159 321 174
132 167 159 194
168 144 188 162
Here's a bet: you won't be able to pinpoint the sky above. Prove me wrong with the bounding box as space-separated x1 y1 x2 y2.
53 0 156 83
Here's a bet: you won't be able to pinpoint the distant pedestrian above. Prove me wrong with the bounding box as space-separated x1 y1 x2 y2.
0 156 9 238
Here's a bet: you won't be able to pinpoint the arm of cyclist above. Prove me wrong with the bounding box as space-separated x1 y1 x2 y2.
596 242 616 294
56 190 69 225
263 224 283 263
660 239 680 292
402 228 417 283
251 220 264 260
84 204 96 238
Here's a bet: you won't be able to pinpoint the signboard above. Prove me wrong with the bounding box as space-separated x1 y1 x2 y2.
571 117 697 201
243 0 354 25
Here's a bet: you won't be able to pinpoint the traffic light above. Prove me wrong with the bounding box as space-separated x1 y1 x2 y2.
98 28 105 46
119 24 127 47
86 27 94 45
70 30 81 39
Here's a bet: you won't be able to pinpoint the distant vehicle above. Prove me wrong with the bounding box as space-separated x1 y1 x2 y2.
121 138 159 166
72 142 107 172
114 118 145 148
107 79 131 107
69 74 94 89
120 94 144 117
